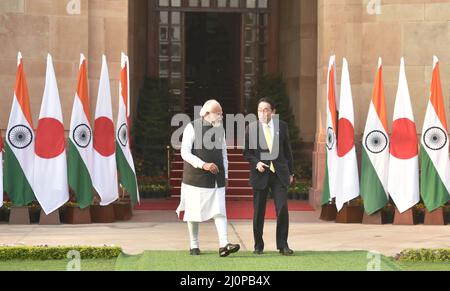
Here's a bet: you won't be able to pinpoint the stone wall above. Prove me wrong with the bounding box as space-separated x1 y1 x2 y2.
278 0 317 144
128 0 148 120
0 0 128 131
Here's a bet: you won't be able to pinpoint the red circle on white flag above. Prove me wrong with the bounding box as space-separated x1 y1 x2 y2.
94 117 115 157
337 118 355 157
390 118 418 160
35 118 65 159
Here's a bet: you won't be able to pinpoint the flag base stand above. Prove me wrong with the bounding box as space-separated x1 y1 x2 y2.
320 203 337 221
393 208 419 225
114 200 133 221
424 208 446 225
64 206 92 224
9 207 30 225
362 210 389 225
336 205 363 224
90 204 115 223
39 210 61 225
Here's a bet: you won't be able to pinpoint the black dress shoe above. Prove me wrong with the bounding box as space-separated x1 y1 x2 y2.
219 243 240 257
279 247 294 256
253 249 264 255
190 248 201 256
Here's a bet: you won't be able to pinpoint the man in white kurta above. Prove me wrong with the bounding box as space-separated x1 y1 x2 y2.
176 100 240 257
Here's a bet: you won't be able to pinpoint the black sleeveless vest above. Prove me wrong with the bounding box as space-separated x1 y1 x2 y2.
182 119 226 189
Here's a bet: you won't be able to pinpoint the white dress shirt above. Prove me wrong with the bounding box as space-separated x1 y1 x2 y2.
180 122 229 179
176 122 229 222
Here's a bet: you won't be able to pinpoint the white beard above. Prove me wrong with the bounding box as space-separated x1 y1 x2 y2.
212 121 222 128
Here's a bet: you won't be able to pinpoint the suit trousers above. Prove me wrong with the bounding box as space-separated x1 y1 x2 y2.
253 172 289 251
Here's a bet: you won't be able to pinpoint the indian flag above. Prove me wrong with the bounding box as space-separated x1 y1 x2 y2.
360 58 389 215
68 54 94 209
92 55 119 206
33 54 69 215
388 58 420 213
4 52 36 206
420 56 450 212
322 55 339 205
116 53 139 204
335 58 359 212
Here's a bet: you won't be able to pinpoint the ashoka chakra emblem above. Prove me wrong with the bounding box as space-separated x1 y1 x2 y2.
73 124 92 148
365 130 388 154
424 127 447 151
118 123 128 147
326 127 335 150
8 125 33 150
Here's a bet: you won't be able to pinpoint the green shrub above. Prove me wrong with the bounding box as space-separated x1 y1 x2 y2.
288 182 311 194
0 246 122 261
1 202 13 210
137 176 170 198
139 183 169 193
397 249 450 263
133 78 174 177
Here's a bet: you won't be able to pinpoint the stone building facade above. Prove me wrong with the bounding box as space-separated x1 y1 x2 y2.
0 0 449 208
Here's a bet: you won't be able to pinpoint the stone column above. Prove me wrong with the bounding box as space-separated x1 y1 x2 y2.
310 0 363 209
87 0 128 121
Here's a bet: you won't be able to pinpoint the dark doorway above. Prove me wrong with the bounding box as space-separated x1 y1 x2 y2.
185 13 241 117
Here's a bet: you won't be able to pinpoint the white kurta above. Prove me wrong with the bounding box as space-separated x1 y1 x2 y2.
176 123 229 222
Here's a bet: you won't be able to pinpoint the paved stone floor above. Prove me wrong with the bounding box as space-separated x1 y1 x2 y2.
0 210 448 257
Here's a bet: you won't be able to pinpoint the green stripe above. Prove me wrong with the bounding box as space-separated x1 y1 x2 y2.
420 146 450 212
3 143 35 206
322 154 331 206
68 141 93 209
360 148 388 215
116 142 139 204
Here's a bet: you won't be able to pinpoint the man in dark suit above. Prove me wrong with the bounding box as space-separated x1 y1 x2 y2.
244 97 295 256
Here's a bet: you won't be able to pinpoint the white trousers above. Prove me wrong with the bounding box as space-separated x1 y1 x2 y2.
188 214 229 249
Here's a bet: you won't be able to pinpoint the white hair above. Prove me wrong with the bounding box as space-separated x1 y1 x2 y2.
199 99 221 117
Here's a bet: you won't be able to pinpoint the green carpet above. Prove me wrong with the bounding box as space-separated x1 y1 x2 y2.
115 251 403 271
0 251 448 271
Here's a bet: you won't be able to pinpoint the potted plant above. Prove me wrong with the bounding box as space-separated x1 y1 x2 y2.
298 181 311 200
113 187 133 221
444 204 450 225
90 195 115 224
383 203 395 224
287 191 294 200
289 180 311 201
423 202 449 225
414 203 426 224
0 202 12 223
138 177 169 199
393 202 422 225
64 201 92 225
336 197 364 224
28 202 41 224
288 185 299 200
362 199 391 225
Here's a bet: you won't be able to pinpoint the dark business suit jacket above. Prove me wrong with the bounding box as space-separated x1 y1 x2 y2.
244 118 294 190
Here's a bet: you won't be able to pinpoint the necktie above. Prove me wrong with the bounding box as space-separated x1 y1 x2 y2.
263 124 276 173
